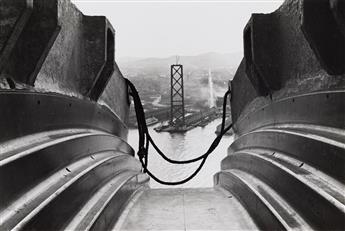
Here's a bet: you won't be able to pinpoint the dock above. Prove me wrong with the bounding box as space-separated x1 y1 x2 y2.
154 108 221 133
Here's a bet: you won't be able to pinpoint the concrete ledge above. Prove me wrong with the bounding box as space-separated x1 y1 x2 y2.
231 0 345 127
0 0 128 121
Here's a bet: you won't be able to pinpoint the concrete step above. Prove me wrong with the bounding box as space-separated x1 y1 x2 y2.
220 151 345 230
260 123 345 144
217 90 345 230
0 128 104 165
0 152 122 230
242 148 345 206
117 188 258 231
58 171 146 231
229 127 345 184
215 169 313 230
0 91 129 143
0 128 148 231
0 132 133 207
0 152 148 230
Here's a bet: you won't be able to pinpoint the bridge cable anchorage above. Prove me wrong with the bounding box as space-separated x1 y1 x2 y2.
125 78 232 185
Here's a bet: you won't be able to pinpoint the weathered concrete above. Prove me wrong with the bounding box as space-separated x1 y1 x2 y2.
119 188 257 230
216 91 345 230
99 63 130 125
0 0 129 123
1 0 59 85
231 0 345 125
34 0 115 99
230 59 257 126
219 1 345 230
301 0 345 75
0 0 28 57
0 2 139 229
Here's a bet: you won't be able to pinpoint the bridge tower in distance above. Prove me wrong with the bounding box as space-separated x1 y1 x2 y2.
170 64 185 127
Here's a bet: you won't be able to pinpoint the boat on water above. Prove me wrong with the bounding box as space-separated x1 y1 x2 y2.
153 122 169 132
154 122 191 133
145 117 159 126
133 116 159 127
0 0 344 230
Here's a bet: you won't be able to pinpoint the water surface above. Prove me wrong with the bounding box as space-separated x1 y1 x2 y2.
128 119 234 188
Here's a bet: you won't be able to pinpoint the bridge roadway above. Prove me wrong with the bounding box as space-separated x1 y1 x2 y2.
116 187 257 230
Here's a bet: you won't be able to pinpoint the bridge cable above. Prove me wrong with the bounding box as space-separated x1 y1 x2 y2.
125 78 232 185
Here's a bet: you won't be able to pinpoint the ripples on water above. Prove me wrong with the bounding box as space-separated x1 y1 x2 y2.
127 119 234 188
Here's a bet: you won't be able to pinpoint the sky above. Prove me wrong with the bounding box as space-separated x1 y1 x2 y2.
71 0 283 59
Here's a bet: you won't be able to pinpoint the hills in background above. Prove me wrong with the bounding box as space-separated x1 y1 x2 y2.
119 52 243 111
117 52 243 76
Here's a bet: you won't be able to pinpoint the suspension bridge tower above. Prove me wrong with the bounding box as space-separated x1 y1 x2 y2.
170 64 185 127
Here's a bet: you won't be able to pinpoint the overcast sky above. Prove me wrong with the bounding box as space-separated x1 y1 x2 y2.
72 0 283 58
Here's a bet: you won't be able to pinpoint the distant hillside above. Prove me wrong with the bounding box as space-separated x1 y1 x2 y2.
117 52 242 75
